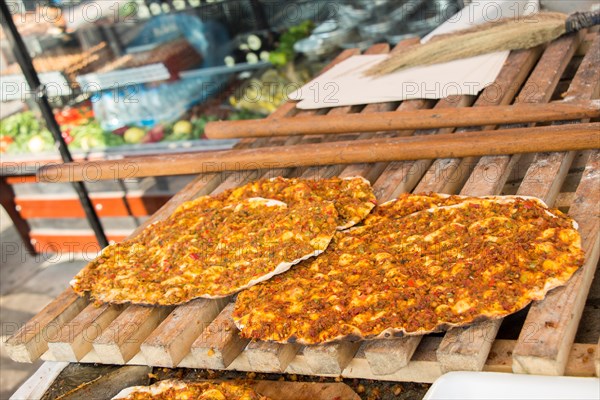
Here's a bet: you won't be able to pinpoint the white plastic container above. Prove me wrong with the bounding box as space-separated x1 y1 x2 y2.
424 371 600 400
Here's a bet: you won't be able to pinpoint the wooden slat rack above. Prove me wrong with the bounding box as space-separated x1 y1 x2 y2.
5 32 600 383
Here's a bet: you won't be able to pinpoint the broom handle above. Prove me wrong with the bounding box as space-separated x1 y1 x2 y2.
565 10 600 32
37 123 599 183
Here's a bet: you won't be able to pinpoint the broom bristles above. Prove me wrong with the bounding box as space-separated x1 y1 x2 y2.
365 12 568 76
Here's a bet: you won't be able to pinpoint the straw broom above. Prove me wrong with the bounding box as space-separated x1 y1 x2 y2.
366 11 600 76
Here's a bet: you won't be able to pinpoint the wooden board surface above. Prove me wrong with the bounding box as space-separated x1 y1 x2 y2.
5 35 600 383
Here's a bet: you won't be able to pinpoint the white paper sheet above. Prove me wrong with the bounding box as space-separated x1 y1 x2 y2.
289 1 539 109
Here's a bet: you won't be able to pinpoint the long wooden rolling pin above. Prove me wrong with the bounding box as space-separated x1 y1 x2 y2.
38 123 599 182
204 100 600 139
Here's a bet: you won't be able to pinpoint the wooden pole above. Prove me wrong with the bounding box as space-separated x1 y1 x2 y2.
38 123 600 183
204 100 600 139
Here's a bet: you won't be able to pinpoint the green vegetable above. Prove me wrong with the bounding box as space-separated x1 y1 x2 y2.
0 111 54 153
70 121 125 150
269 20 314 67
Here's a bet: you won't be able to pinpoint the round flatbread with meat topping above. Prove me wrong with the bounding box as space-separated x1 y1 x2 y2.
233 195 584 344
112 379 270 400
71 196 338 305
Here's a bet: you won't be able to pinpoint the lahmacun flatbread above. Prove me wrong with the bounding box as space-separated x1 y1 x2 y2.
233 195 584 344
220 176 376 229
71 196 338 305
112 379 270 400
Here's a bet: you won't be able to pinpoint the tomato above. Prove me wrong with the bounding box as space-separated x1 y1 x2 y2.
54 106 95 127
0 136 13 153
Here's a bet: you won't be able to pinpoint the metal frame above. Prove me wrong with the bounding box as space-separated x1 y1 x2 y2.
0 1 108 249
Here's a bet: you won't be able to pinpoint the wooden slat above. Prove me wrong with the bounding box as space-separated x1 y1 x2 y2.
3 289 88 362
38 121 600 183
37 335 598 382
563 34 600 101
344 338 599 383
362 337 422 375
245 340 301 373
341 339 597 382
303 342 361 375
92 305 172 364
203 100 600 139
513 150 600 375
484 340 598 377
47 303 123 361
518 32 584 105
188 303 249 369
140 298 228 367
